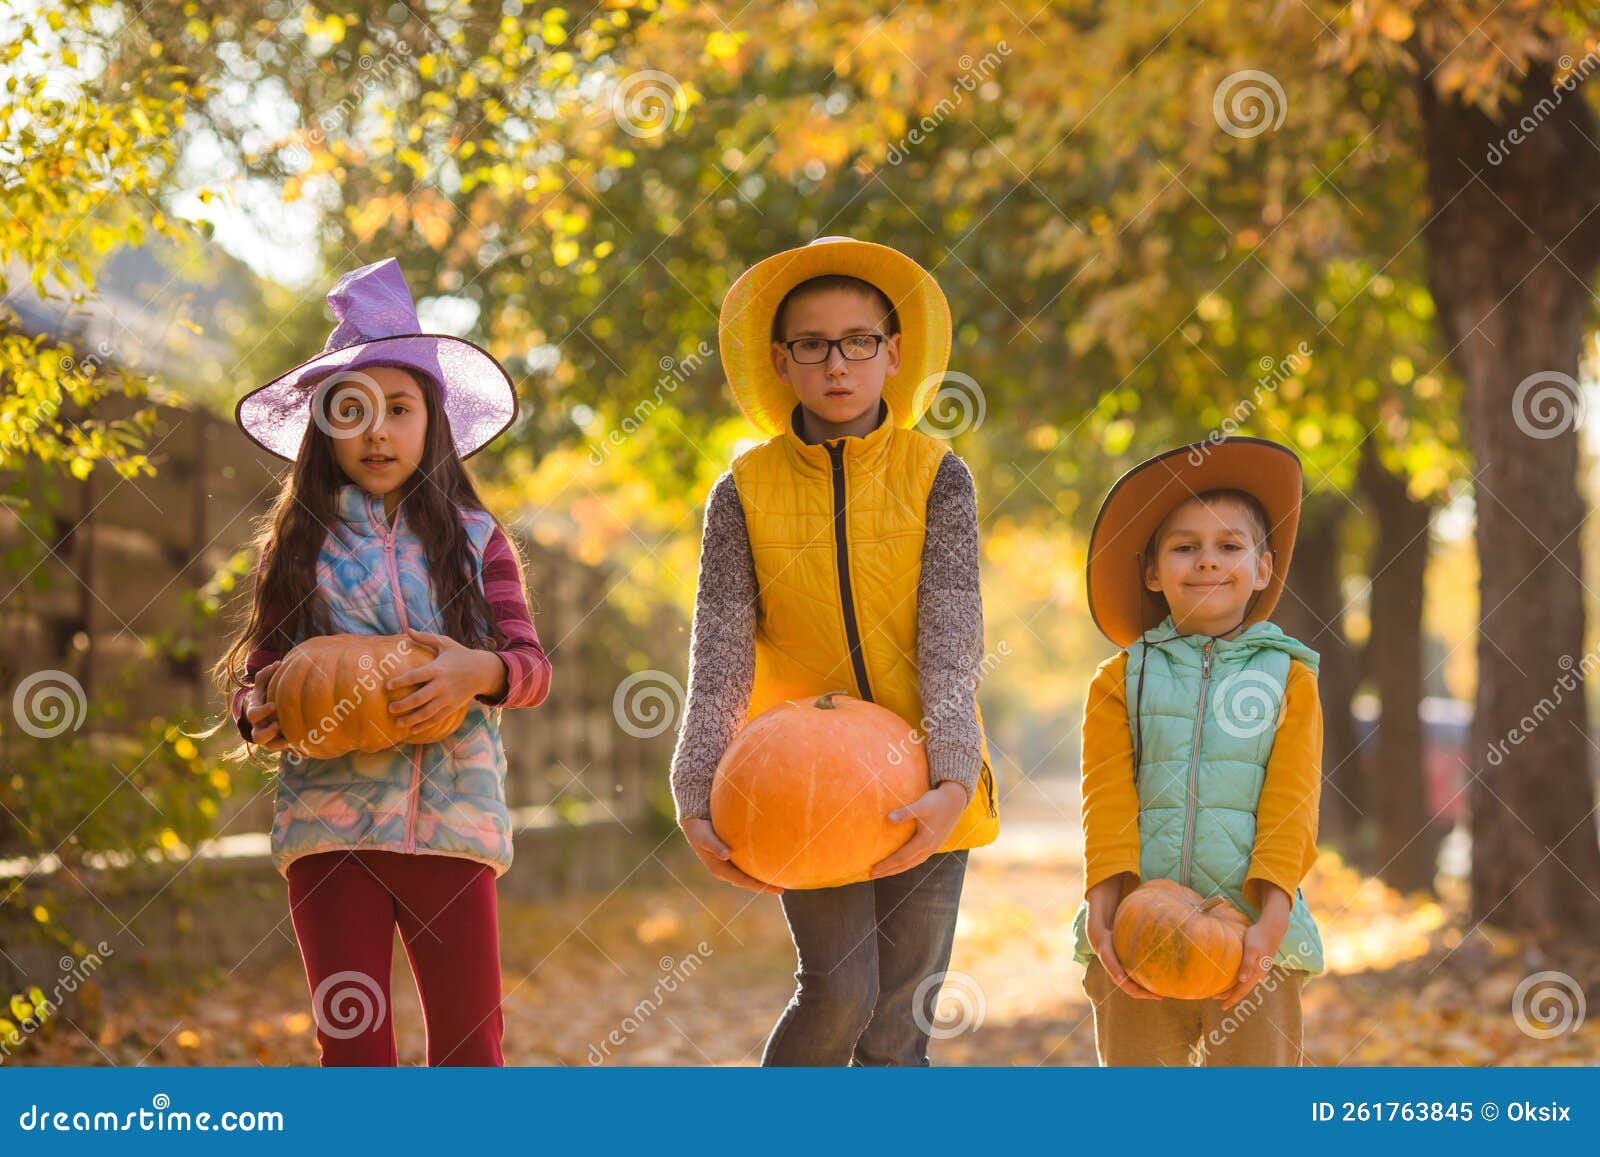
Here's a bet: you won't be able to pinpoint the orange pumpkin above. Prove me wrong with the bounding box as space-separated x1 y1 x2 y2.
710 691 926 889
265 633 466 759
1111 878 1251 999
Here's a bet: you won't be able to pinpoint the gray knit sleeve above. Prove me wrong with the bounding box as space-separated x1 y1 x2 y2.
916 452 985 802
668 471 757 822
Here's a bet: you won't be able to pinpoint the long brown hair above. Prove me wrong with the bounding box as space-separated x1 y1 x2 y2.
211 367 516 720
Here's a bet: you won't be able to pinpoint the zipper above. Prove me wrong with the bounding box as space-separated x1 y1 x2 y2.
980 759 997 818
824 441 874 703
1179 639 1214 887
372 493 423 854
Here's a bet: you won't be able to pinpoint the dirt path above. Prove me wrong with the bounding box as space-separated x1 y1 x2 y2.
14 774 1599 1066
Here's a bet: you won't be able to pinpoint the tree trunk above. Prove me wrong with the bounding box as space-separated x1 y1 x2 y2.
1418 63 1600 939
1274 493 1364 859
1359 441 1439 894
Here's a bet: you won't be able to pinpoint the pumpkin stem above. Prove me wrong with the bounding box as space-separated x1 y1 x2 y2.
1198 897 1226 913
814 690 852 710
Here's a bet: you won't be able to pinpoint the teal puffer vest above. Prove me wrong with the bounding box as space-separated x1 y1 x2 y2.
269 483 513 879
1072 616 1325 977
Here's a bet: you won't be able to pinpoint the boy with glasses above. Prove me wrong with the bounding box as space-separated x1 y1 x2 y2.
669 237 1001 1065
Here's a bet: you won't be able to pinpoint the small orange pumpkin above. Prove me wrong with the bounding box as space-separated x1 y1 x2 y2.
266 633 466 759
710 691 926 889
1111 878 1251 999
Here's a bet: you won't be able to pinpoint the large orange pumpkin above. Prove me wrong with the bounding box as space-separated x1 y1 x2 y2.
710 691 927 889
265 633 467 759
1111 878 1251 999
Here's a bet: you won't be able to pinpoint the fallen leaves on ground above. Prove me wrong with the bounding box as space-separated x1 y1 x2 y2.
6 781 1595 1066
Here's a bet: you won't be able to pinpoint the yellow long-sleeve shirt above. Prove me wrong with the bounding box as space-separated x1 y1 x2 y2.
1080 650 1323 909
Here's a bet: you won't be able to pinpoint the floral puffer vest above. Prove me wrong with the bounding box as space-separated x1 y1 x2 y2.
269 483 513 878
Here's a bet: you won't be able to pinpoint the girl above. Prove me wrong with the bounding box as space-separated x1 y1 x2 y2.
215 258 552 1066
670 237 1000 1066
1071 437 1325 1066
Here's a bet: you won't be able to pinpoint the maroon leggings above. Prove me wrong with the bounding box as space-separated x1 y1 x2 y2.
285 849 504 1066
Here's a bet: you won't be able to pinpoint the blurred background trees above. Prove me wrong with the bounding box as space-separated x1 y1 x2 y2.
3 0 1599 1053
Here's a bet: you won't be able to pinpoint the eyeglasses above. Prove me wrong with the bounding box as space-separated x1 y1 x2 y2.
779 334 887 364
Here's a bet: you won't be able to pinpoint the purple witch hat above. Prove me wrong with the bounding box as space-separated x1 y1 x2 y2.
235 258 517 461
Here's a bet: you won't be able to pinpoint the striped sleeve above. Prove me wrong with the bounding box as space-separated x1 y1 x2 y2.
231 640 285 741
476 524 553 710
230 551 284 742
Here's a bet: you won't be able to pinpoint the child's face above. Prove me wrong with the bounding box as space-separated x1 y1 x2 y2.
769 287 901 427
1143 496 1273 634
325 365 428 500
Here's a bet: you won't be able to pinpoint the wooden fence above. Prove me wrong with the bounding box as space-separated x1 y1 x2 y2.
0 392 685 864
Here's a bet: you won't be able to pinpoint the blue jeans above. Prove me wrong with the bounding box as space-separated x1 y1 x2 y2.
762 849 969 1066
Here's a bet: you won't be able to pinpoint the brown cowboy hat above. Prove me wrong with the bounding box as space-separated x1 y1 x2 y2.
1086 437 1304 647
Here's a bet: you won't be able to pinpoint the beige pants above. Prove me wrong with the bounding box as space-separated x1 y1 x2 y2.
1082 956 1307 1066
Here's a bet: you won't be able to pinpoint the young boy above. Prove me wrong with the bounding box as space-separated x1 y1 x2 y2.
669 236 1000 1066
1071 438 1325 1066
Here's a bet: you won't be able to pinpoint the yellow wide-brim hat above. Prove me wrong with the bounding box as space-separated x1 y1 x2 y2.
1086 437 1304 647
718 236 952 437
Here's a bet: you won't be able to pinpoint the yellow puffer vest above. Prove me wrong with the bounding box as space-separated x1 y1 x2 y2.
729 401 1000 852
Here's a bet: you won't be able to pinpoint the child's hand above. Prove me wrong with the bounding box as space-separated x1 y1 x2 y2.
679 818 783 894
1086 915 1163 1000
1218 915 1287 1010
869 780 967 878
1219 884 1291 1009
243 661 290 752
384 628 502 734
